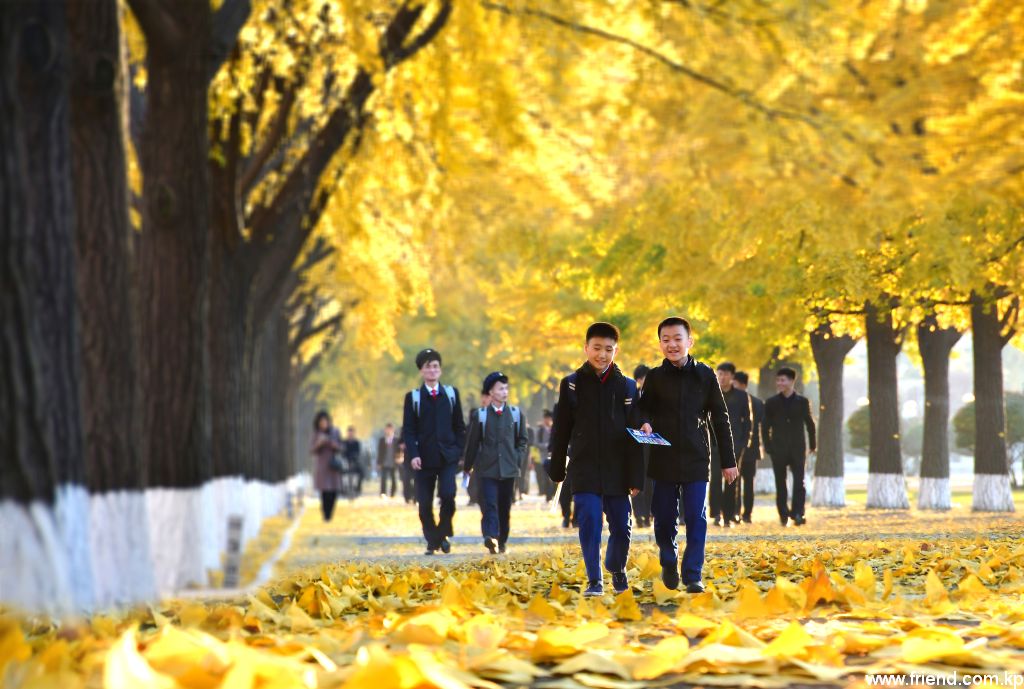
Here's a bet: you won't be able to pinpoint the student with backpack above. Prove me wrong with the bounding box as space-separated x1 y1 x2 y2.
402 349 468 555
548 322 643 597
463 372 530 554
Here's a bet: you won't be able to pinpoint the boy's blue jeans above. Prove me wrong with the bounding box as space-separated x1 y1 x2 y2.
651 480 709 584
573 493 632 584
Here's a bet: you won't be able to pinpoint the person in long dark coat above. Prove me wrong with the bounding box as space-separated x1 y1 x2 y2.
311 411 343 521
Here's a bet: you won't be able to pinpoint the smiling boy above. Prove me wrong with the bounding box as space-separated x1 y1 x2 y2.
636 317 737 593
548 322 642 597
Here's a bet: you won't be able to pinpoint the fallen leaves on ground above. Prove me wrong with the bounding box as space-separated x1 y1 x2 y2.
3 501 1024 688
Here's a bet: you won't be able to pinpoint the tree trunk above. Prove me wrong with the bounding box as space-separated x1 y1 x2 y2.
916 315 962 510
68 0 155 605
0 0 94 613
132 1 214 592
970 292 1015 511
864 301 909 508
809 323 857 507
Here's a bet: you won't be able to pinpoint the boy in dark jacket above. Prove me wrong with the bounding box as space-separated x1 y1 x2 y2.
463 372 530 554
548 322 642 597
402 349 468 555
636 317 737 593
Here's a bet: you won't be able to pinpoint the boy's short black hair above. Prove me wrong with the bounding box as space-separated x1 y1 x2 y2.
586 321 620 342
658 317 692 336
415 348 442 369
633 364 650 379
542 409 553 419
734 371 749 385
717 362 736 374
482 371 509 394
777 367 797 380
385 422 394 429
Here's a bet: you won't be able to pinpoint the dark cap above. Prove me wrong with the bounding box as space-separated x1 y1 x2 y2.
415 348 442 370
482 371 509 394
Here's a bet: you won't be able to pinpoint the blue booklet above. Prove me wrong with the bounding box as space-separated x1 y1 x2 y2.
627 428 672 446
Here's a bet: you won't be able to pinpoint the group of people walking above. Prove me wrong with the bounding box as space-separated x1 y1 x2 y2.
313 316 817 596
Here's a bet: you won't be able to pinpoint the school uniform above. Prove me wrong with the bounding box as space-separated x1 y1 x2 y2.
740 393 766 521
764 392 816 523
464 404 530 549
635 356 735 587
548 362 642 587
402 383 467 550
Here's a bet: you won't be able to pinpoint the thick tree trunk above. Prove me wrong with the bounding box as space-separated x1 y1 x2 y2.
809 323 857 507
68 0 155 605
0 0 94 613
132 1 214 592
916 315 962 510
970 293 1015 511
865 301 909 508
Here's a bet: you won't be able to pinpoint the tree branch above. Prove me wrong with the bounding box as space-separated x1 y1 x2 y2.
209 0 252 82
384 0 454 67
480 1 818 128
126 0 181 52
239 79 300 197
1000 297 1021 347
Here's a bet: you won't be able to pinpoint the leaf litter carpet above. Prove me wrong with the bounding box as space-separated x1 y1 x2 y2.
3 491 1024 688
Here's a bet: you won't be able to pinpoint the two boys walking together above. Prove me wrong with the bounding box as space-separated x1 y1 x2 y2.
402 317 800 595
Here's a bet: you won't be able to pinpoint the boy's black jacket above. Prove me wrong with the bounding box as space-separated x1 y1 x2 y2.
548 362 643 495
635 357 736 483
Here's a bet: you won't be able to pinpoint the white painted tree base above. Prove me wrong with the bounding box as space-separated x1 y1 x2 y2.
147 487 210 594
866 473 909 509
0 485 94 613
754 461 776 494
90 491 157 607
972 473 1016 512
917 477 951 511
810 475 845 507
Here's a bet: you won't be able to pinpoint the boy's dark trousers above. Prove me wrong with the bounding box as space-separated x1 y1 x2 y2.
379 467 397 497
772 452 806 521
651 480 709 584
739 458 756 520
400 462 415 503
558 474 574 522
479 477 515 546
320 491 338 521
708 455 736 522
573 493 631 584
415 462 458 549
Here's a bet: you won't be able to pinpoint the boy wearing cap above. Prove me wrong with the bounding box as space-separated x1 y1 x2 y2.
402 349 468 555
463 372 530 554
548 322 643 597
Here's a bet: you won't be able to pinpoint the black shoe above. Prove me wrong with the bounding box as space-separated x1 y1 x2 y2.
498 542 507 554
583 581 604 597
562 516 571 528
713 517 721 527
733 515 741 524
742 516 752 524
440 538 451 554
793 516 806 526
722 519 731 529
780 516 789 526
571 519 578 528
484 537 497 554
612 572 629 594
661 567 680 591
425 548 437 556
685 581 705 594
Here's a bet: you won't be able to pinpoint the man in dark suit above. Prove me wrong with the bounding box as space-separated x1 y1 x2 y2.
377 423 399 498
709 363 750 527
402 348 468 554
734 372 765 523
764 367 816 526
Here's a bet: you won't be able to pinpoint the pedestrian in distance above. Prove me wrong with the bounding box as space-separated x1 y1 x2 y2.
463 372 530 554
764 367 816 526
631 364 653 528
402 349 468 555
548 322 643 597
343 426 364 498
733 371 765 523
636 317 737 594
378 423 400 498
712 362 751 527
311 411 343 522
